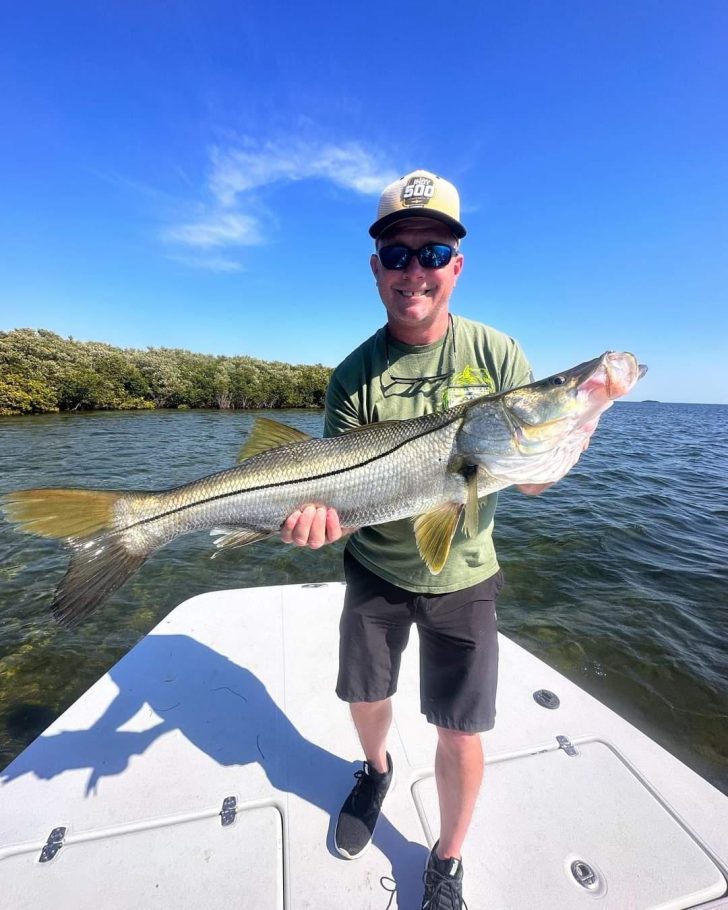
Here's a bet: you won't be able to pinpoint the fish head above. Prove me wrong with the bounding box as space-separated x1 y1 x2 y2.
458 352 646 468
504 351 646 448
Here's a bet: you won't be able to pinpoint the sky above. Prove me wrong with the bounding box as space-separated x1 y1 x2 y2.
1 1 726 403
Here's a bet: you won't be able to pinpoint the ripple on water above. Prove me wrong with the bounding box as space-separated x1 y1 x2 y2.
1 403 727 791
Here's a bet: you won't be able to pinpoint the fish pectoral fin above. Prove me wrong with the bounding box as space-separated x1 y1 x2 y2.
463 465 480 539
445 459 480 539
210 527 272 556
237 417 312 462
413 502 463 575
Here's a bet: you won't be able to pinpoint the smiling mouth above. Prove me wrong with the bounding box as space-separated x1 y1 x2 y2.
397 289 431 298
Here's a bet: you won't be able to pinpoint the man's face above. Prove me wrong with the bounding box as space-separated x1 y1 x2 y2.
370 218 464 339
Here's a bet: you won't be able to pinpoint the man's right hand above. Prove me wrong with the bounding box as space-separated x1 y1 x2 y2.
280 505 355 549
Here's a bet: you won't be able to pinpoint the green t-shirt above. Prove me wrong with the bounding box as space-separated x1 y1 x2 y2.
324 314 533 593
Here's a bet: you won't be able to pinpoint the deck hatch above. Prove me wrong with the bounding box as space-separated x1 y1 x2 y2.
411 738 726 909
1 802 284 909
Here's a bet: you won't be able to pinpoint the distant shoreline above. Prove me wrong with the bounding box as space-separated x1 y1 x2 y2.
0 328 332 417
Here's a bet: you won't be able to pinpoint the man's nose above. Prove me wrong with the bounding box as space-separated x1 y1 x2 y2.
401 254 426 277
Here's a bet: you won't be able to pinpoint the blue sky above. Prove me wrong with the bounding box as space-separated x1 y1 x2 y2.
1 2 726 403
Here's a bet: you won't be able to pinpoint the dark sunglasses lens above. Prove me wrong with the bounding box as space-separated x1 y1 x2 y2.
378 246 412 270
419 244 453 268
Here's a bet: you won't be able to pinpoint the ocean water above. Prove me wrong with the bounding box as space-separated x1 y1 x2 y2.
0 403 726 791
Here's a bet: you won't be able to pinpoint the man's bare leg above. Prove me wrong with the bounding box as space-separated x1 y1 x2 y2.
350 699 392 773
434 727 484 859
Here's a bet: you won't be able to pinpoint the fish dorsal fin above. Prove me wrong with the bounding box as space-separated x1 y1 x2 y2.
413 501 463 575
237 417 312 462
210 527 272 556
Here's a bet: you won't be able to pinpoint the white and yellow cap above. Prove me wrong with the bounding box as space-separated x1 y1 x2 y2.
369 169 466 239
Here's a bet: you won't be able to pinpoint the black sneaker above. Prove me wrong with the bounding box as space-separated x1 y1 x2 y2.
421 841 467 910
334 752 393 859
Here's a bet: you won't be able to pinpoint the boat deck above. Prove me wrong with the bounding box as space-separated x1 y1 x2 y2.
1 583 727 909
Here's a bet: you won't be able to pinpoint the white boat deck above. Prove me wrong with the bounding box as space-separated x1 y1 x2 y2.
1 582 727 909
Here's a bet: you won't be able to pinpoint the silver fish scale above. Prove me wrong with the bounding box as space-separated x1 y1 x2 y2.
120 408 469 550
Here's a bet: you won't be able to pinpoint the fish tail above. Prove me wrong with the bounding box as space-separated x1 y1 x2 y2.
52 535 148 628
2 488 150 627
3 488 124 539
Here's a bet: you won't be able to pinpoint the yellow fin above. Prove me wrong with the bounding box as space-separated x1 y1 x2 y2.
237 417 312 462
413 501 463 575
2 489 121 540
210 527 271 556
463 466 480 539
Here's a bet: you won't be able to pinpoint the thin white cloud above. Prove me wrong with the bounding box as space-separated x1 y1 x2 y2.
163 212 262 250
209 140 397 205
163 138 397 271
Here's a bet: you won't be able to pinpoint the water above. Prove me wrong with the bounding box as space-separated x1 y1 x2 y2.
0 404 726 792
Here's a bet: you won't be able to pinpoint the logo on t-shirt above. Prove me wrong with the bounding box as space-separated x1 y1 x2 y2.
442 366 496 407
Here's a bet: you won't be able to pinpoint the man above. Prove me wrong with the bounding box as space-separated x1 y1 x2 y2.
281 170 546 909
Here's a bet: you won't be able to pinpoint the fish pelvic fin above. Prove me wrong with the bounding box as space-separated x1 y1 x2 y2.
2 488 123 539
413 501 463 575
238 417 312 462
52 535 148 628
210 527 272 557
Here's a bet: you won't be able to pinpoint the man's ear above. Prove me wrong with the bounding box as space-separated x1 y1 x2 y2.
370 253 380 280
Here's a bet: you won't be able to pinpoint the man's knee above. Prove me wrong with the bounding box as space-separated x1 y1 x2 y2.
436 726 482 753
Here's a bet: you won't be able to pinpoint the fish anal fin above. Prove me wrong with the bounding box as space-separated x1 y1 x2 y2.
413 501 463 575
210 527 272 556
238 417 312 462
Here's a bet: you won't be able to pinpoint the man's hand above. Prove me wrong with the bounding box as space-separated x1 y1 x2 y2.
516 482 555 496
280 505 355 549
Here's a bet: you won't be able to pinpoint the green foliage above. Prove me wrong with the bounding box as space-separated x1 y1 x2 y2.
0 329 332 416
0 373 58 415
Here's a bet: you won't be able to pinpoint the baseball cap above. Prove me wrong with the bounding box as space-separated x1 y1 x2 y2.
369 169 467 239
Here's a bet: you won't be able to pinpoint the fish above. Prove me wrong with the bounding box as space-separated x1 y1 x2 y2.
2 351 645 628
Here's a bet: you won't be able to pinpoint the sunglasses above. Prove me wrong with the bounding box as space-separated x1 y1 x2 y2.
377 243 457 271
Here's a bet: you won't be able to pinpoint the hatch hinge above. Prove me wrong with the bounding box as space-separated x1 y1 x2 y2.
557 735 579 757
38 826 66 863
220 795 237 826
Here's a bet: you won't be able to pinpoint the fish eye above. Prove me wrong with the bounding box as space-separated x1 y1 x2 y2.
551 375 566 386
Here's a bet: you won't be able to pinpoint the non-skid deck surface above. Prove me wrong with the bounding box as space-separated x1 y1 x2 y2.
1 583 727 909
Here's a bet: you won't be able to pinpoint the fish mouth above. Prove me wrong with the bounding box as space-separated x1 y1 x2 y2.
579 352 645 401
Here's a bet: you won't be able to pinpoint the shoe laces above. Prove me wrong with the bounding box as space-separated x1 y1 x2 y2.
350 766 374 805
422 866 468 910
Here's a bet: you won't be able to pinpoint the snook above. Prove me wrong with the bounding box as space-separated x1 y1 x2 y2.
3 351 645 627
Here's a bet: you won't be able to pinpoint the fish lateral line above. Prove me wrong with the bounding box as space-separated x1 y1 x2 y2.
114 409 469 535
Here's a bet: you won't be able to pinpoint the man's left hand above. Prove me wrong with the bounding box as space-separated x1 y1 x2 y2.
516 482 555 495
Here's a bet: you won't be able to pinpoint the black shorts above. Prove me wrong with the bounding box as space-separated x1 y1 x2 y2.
336 550 503 732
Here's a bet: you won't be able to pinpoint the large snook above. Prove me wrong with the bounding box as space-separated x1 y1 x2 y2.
3 351 645 627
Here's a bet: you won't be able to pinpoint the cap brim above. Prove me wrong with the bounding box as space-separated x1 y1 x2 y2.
369 209 467 240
